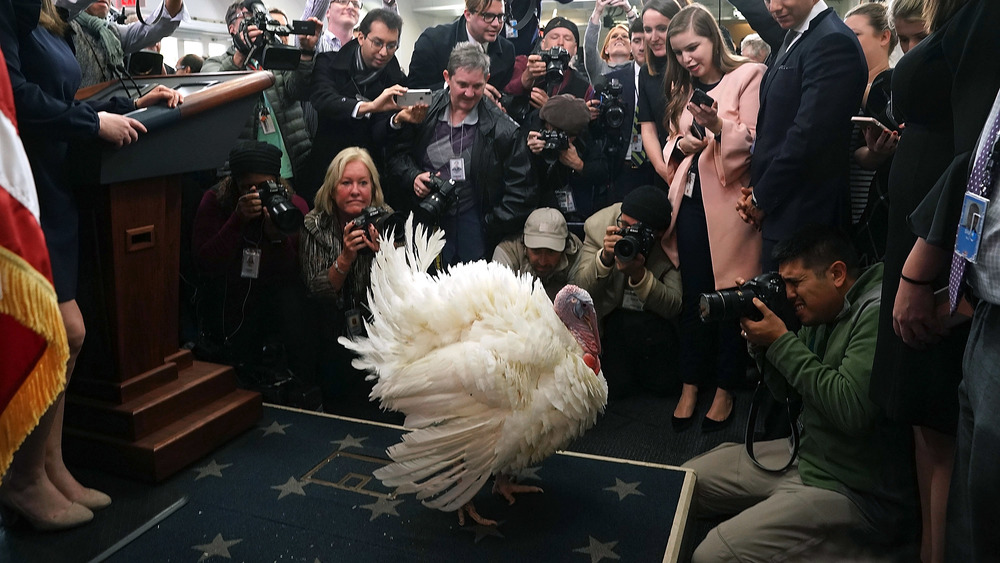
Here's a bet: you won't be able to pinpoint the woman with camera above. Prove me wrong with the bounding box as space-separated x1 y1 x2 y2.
658 4 764 432
583 0 639 85
299 147 402 422
192 141 316 405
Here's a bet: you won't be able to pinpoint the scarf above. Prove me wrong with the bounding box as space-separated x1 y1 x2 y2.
74 11 124 73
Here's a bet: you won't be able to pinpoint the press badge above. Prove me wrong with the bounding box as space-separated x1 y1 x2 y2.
629 133 643 154
555 188 577 213
450 157 466 181
955 192 990 263
241 248 261 279
622 287 644 311
344 307 365 338
506 19 517 38
259 108 276 135
684 170 696 197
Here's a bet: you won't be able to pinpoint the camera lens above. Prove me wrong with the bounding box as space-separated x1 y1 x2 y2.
614 237 638 262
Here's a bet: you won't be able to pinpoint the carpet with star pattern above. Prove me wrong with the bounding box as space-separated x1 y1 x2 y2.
59 404 694 562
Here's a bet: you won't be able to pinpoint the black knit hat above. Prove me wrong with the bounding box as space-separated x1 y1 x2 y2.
621 185 672 230
543 16 580 45
228 140 282 178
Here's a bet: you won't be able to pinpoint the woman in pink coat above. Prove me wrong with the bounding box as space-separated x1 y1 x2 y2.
659 4 764 432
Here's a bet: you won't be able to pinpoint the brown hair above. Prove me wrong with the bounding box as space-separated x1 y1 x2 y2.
663 4 748 135
923 0 966 31
641 0 683 76
846 2 899 52
39 0 68 37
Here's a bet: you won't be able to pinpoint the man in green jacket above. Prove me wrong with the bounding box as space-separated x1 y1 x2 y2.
684 225 915 561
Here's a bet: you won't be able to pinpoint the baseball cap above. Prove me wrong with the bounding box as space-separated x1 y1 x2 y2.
523 208 568 252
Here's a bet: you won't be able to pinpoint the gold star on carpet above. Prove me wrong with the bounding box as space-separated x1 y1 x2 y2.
359 496 402 521
271 476 308 499
260 421 291 436
330 433 368 450
603 478 644 501
573 536 621 563
192 533 243 561
193 459 232 480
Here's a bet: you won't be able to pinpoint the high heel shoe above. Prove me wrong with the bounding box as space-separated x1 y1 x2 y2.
70 488 112 511
701 411 734 433
671 414 696 432
0 497 94 531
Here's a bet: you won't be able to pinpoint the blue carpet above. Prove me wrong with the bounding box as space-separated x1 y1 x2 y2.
105 405 695 562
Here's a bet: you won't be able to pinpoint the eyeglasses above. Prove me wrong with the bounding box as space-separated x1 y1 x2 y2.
478 11 507 24
332 0 363 9
366 36 399 52
616 213 627 229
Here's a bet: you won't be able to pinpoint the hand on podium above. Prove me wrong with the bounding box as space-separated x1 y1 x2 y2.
98 112 146 147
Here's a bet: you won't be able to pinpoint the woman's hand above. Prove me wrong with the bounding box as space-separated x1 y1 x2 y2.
893 279 944 348
677 132 708 156
863 125 899 157
135 85 183 109
98 111 146 147
688 101 722 136
236 187 263 223
340 220 379 265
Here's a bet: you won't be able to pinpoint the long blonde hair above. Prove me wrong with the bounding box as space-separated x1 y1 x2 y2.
314 147 385 215
663 4 749 135
39 0 69 36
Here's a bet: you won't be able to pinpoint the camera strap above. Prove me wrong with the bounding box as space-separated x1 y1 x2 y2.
744 381 800 473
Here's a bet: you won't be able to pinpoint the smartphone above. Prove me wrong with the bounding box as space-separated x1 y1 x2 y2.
690 88 715 108
851 115 892 133
690 122 706 139
396 89 432 107
290 20 318 35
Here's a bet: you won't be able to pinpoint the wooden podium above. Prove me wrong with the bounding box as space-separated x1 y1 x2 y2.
64 72 273 482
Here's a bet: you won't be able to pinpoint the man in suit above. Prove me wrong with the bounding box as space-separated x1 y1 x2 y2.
600 18 653 202
407 0 515 103
736 0 866 270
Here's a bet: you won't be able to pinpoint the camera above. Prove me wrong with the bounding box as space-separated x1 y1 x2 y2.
614 222 656 262
352 206 406 246
537 129 571 152
237 0 315 70
257 179 304 234
597 78 626 130
415 175 458 227
698 272 786 323
540 46 571 89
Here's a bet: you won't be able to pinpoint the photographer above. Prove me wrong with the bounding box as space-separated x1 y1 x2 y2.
570 186 682 399
503 16 595 126
202 0 323 192
299 147 401 422
192 141 317 406
386 43 537 265
492 207 582 302
682 225 915 561
527 95 609 220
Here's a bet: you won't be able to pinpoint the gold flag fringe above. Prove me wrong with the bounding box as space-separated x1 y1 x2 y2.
0 245 69 483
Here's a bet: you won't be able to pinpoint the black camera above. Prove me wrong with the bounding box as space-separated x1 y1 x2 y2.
614 222 656 262
698 272 786 323
540 46 571 89
415 175 458 227
537 129 571 152
352 206 405 245
238 0 314 70
257 179 303 234
597 78 626 130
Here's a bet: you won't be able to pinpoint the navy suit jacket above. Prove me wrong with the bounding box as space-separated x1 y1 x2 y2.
750 8 866 243
406 16 515 92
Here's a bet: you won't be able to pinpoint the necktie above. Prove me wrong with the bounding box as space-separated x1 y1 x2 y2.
948 88 1000 312
630 102 645 166
776 30 799 61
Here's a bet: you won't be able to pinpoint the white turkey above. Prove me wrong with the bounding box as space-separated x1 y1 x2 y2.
339 216 608 526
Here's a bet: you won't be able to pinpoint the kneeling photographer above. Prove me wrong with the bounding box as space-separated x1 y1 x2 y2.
569 186 682 399
682 225 916 561
300 147 403 422
202 0 323 191
192 141 318 408
503 17 595 127
527 95 609 221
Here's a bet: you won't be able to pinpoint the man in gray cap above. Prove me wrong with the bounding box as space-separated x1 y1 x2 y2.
492 207 582 301
526 94 609 220
570 185 682 399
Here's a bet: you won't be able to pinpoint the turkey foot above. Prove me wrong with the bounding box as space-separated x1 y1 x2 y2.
458 502 496 526
493 473 543 505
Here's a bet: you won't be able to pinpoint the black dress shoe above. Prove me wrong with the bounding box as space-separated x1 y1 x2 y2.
701 411 734 434
671 414 695 432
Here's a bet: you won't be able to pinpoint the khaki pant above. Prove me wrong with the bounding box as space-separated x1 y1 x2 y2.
683 440 879 562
